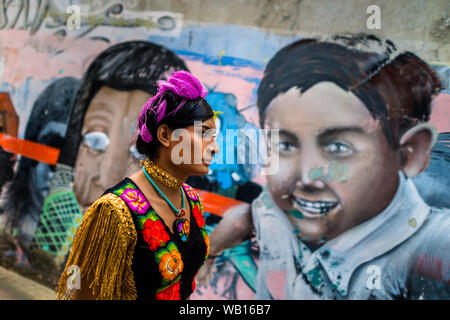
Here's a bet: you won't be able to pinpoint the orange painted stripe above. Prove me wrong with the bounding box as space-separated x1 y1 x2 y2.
195 189 246 217
0 133 60 165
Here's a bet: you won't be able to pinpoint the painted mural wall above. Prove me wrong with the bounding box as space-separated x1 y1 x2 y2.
0 0 448 299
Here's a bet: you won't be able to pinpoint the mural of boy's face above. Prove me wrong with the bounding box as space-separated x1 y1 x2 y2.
73 86 152 212
264 81 403 244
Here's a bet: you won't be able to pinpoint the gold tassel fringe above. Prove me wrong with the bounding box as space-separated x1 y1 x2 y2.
56 193 137 300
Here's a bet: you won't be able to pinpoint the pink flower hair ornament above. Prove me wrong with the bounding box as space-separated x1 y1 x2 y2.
137 71 208 143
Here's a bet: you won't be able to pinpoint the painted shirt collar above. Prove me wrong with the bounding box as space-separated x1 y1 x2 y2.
293 171 430 295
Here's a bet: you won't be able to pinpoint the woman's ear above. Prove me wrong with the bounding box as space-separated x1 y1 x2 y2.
156 124 173 147
399 123 438 178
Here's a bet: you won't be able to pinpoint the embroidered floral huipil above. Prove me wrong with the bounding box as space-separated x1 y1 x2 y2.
57 178 209 300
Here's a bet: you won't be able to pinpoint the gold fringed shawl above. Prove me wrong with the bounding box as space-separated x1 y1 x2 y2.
56 193 137 300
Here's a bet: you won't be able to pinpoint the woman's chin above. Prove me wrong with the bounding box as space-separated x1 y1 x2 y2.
185 163 210 176
200 163 211 174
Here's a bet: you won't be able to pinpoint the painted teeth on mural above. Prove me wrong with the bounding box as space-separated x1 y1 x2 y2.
294 197 337 215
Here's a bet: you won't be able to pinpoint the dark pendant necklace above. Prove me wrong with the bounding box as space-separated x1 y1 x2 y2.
143 166 189 242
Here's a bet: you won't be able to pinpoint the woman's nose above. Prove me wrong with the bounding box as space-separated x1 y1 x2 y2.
212 139 220 156
205 138 219 157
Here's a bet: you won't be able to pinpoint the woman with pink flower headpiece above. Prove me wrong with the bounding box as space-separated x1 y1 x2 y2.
57 70 220 300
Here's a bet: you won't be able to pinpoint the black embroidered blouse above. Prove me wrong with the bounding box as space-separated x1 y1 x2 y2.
102 178 209 300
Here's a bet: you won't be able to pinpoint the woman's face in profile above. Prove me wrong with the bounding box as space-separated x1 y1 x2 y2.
170 116 219 176
73 86 152 212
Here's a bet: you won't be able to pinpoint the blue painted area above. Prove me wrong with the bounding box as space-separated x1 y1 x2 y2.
9 79 52 138
204 90 262 189
413 132 450 209
148 24 298 68
175 50 262 85
175 49 264 70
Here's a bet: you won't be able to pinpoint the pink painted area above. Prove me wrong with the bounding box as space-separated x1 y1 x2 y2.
415 253 447 284
253 174 267 186
191 275 255 300
429 93 450 133
265 269 287 299
190 259 255 300
0 30 109 86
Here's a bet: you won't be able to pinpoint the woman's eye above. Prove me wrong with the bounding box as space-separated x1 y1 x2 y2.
323 141 353 155
82 131 110 152
203 130 217 139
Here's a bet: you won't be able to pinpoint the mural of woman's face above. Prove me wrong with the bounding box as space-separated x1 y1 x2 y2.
73 86 152 211
263 82 401 244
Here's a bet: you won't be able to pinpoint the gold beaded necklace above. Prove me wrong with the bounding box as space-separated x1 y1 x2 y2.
140 158 184 190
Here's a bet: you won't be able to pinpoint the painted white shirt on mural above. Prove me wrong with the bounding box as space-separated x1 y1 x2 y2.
251 172 450 299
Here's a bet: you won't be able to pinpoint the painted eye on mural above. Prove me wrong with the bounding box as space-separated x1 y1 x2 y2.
82 131 110 152
323 141 353 156
129 144 146 161
276 141 297 152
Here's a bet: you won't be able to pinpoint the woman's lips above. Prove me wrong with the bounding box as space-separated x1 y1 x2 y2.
291 195 338 217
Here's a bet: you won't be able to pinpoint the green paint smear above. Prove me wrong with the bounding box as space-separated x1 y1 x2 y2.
331 262 340 268
306 268 324 287
286 209 303 219
308 167 324 180
307 161 350 183
327 160 349 182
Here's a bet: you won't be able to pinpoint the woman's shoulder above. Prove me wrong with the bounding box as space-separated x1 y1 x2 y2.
83 184 137 242
89 177 134 214
58 190 137 300
92 193 134 224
